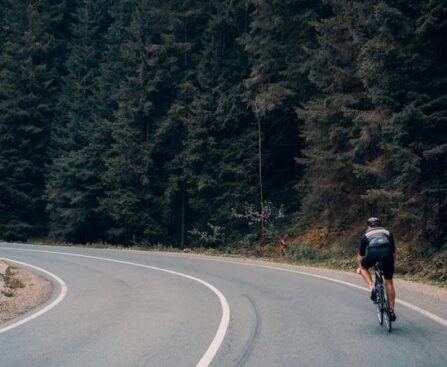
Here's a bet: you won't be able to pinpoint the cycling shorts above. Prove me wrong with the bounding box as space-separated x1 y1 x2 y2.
361 247 394 280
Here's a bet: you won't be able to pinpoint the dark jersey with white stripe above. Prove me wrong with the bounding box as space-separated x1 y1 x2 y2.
359 227 396 256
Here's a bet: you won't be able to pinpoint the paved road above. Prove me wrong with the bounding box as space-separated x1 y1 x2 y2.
1 243 446 367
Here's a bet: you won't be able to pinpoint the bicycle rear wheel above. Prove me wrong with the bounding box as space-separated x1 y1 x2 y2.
376 286 384 325
383 284 392 332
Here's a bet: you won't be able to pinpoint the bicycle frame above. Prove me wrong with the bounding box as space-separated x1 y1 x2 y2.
374 261 392 332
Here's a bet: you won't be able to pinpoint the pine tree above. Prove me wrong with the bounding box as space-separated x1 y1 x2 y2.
151 1 209 247
295 0 366 230
362 0 447 247
413 0 447 248
46 0 110 242
97 0 134 123
0 1 61 240
241 0 320 229
300 0 447 248
100 0 174 244
177 0 259 246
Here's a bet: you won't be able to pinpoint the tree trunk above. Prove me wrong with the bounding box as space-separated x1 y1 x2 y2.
254 101 264 235
180 181 187 248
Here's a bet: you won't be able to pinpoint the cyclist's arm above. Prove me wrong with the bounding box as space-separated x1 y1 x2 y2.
357 235 368 269
359 235 368 257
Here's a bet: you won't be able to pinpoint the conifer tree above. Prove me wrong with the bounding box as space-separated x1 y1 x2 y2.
100 0 171 244
0 1 61 240
179 0 259 245
46 0 110 242
412 0 447 247
300 0 447 248
294 0 365 229
242 0 320 224
97 0 134 123
357 0 447 247
151 1 209 247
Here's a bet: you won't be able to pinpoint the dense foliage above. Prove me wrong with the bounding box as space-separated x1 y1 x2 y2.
0 0 446 251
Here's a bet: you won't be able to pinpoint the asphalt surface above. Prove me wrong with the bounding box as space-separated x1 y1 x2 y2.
1 243 446 367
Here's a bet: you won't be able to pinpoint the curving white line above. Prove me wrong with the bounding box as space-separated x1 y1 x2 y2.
150 252 447 329
0 247 230 367
228 262 447 328
396 299 447 328
0 258 68 334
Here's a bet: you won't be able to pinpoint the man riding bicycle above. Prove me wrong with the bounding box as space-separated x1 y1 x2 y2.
357 217 397 321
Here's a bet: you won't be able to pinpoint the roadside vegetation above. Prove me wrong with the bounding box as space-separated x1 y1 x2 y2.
1 267 25 298
31 237 447 287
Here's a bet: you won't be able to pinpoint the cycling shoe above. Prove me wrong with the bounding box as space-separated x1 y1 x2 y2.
390 310 397 321
370 288 377 303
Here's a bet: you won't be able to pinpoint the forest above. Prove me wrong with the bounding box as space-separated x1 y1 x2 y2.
0 0 446 260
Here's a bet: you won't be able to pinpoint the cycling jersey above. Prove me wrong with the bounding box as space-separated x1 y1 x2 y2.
359 227 395 257
359 226 396 279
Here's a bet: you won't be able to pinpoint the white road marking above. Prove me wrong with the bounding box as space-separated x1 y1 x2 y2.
0 247 230 367
395 299 447 328
2 244 447 367
150 252 447 329
235 262 447 328
0 258 68 334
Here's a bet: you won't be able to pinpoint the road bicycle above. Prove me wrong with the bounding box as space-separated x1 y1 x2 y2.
374 260 392 332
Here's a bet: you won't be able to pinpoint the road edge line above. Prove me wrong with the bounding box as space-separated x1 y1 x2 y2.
152 253 447 329
0 258 68 334
0 247 230 367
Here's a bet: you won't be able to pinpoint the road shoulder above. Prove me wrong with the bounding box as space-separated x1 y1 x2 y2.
0 261 53 324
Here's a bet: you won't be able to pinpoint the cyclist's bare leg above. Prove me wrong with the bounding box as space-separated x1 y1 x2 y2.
385 278 396 311
357 255 375 289
359 266 374 289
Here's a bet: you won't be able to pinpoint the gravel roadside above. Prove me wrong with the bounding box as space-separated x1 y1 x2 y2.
0 262 52 324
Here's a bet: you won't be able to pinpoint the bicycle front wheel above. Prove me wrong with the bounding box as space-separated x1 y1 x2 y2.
376 287 384 325
383 284 392 332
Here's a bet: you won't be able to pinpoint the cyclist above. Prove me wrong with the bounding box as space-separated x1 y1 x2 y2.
357 217 397 321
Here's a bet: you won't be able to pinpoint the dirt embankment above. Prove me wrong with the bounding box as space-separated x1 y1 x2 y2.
0 261 53 324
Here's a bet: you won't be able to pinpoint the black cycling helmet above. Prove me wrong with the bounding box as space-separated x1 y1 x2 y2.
367 217 381 227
